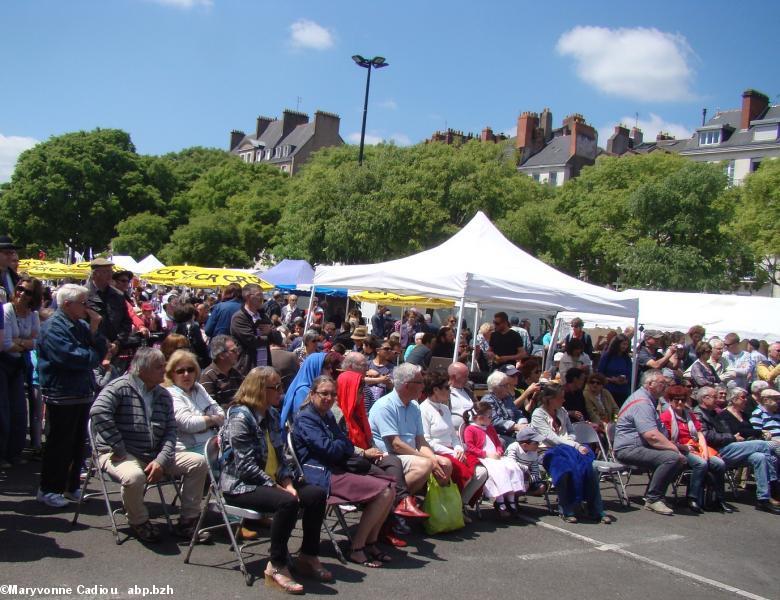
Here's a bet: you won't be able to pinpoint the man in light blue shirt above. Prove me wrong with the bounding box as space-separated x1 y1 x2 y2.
369 363 452 498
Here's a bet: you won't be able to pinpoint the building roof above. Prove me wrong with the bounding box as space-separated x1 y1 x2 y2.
680 104 780 154
518 135 570 168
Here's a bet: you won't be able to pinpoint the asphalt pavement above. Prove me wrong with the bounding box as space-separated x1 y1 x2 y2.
1 455 777 600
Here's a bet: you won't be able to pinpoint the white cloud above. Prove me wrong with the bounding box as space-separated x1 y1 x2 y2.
557 26 695 102
348 132 383 145
378 99 398 110
389 133 411 146
347 131 412 146
144 0 212 8
599 113 693 146
0 133 38 183
289 19 334 50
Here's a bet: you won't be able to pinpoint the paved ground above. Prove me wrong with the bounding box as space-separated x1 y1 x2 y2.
1 455 776 600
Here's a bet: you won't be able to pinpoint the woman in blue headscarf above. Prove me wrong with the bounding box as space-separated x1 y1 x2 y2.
280 352 325 427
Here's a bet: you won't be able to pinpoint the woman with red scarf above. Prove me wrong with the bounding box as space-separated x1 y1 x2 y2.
335 370 423 547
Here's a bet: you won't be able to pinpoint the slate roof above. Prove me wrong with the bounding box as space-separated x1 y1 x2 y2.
518 135 571 168
680 104 780 154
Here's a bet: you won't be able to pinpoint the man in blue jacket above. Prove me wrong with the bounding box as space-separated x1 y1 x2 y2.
37 284 108 508
204 283 243 339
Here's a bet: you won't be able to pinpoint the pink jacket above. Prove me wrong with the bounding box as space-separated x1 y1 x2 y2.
464 424 504 461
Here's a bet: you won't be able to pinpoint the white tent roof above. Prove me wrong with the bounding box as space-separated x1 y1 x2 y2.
557 289 780 341
138 255 165 274
314 212 637 318
111 255 140 273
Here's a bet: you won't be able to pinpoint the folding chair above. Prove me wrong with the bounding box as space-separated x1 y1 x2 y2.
286 430 348 564
572 421 630 507
71 420 178 544
183 436 266 586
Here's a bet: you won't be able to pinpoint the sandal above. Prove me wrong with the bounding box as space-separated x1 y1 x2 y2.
348 547 383 568
599 514 615 524
264 566 304 595
293 556 335 582
366 543 392 563
560 514 578 524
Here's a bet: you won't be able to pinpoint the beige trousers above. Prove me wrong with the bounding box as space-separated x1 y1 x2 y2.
99 451 207 526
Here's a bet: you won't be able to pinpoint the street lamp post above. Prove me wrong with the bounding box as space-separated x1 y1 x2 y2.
352 55 389 166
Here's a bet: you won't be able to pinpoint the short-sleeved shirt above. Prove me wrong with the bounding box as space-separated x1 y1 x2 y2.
637 346 662 373
489 329 523 358
613 388 666 452
368 390 424 453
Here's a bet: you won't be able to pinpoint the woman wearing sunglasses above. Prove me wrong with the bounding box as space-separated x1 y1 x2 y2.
165 350 224 455
1 275 41 468
220 366 329 594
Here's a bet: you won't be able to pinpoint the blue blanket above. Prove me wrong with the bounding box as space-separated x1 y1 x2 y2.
542 444 595 507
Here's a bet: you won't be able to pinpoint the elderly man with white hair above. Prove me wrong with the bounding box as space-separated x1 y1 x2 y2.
36 284 108 508
448 361 475 430
90 347 209 542
368 363 452 496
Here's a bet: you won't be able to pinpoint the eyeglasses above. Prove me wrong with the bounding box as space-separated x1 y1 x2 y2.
266 383 283 391
669 397 686 402
588 381 603 386
174 366 197 375
315 390 337 397
15 286 33 296
380 346 392 351
222 347 239 355
68 300 88 306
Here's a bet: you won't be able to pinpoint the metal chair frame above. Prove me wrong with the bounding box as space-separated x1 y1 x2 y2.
71 420 180 544
572 421 630 507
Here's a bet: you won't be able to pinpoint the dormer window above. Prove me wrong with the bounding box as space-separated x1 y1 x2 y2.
698 130 721 146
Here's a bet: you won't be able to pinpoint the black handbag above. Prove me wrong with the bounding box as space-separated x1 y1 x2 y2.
343 454 372 474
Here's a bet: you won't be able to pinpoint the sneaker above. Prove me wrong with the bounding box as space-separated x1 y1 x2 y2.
644 499 674 516
64 489 83 502
36 489 69 508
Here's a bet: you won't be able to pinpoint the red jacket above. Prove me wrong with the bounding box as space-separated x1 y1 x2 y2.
463 424 504 470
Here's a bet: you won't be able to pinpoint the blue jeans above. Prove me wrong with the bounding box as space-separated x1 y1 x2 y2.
685 453 725 503
718 440 777 500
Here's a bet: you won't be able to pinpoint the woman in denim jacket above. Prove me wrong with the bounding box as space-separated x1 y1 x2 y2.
220 366 329 594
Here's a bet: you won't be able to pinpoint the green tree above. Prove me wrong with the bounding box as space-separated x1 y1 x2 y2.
549 153 751 291
735 159 780 286
111 212 170 258
159 210 251 267
0 128 163 253
273 141 544 263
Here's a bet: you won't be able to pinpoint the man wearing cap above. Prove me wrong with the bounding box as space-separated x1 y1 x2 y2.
87 258 132 365
613 369 686 515
637 330 674 377
0 235 20 301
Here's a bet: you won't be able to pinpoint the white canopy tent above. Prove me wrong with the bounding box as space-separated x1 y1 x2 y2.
137 254 165 274
314 211 639 374
558 290 780 342
110 255 141 274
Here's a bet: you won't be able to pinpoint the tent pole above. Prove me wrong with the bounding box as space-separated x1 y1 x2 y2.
470 303 480 372
453 296 466 362
630 314 640 391
344 296 350 329
303 287 316 331
545 316 562 374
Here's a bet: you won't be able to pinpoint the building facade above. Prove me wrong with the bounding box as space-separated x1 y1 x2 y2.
229 109 343 175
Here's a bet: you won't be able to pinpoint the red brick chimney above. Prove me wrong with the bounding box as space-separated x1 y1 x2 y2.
741 89 769 129
256 116 274 139
229 130 245 151
565 114 596 157
516 112 538 151
480 127 495 143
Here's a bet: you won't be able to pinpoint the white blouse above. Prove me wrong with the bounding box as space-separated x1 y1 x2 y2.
420 398 463 455
169 382 225 451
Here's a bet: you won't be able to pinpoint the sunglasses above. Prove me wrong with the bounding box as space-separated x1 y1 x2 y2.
16 286 33 296
266 383 283 391
174 366 197 375
315 390 337 397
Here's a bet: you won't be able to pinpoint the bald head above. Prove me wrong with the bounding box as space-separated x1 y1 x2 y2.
448 361 469 388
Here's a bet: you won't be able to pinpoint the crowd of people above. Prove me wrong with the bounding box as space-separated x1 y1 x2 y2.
1 237 779 594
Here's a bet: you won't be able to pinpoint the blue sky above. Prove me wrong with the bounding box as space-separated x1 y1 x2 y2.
1 0 778 181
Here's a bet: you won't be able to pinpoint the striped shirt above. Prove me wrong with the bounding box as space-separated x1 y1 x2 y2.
750 406 780 439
